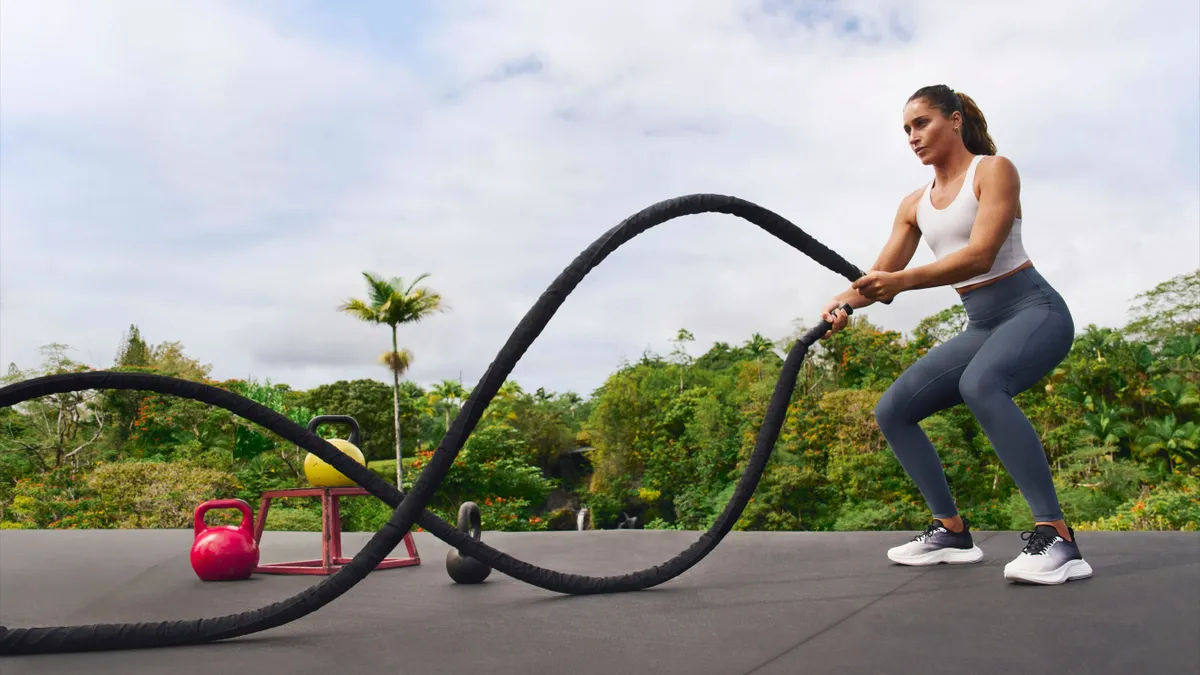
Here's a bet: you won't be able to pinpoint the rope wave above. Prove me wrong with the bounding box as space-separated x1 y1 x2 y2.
0 193 865 654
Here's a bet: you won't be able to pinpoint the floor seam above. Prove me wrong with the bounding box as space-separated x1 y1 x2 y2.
741 532 1002 674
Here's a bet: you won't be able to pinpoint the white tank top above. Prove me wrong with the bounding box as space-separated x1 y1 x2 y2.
915 154 1029 289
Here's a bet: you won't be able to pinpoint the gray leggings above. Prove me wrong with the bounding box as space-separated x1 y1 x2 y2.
874 266 1074 523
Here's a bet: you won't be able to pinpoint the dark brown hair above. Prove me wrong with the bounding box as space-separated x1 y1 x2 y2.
908 85 996 156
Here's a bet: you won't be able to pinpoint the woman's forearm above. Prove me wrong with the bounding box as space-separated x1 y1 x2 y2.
898 247 990 291
834 286 876 309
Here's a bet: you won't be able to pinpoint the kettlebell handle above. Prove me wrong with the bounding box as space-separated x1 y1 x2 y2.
193 498 255 536
307 415 361 446
457 501 482 541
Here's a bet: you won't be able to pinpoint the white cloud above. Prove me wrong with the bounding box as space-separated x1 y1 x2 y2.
2 0 1197 398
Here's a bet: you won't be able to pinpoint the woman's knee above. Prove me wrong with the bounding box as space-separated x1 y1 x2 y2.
958 366 1003 408
874 385 907 433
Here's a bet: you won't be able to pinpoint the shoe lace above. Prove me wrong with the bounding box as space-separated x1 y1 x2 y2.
912 521 944 543
1020 529 1058 555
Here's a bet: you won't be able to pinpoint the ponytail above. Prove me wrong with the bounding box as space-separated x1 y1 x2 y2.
907 85 997 155
955 92 996 156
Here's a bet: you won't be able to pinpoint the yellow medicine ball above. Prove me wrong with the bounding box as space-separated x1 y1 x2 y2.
303 438 366 487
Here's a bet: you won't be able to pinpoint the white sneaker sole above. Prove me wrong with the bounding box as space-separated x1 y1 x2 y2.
888 544 984 566
1004 559 1093 585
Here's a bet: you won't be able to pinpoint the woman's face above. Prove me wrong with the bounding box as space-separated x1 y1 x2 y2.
903 97 960 166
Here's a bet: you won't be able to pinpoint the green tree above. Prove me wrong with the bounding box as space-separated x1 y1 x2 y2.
428 379 469 433
1134 414 1200 474
302 379 398 460
227 378 324 476
909 305 968 351
507 389 579 471
693 341 742 372
1079 395 1135 456
815 317 906 390
1147 376 1199 414
103 325 155 448
669 328 695 392
122 387 235 465
1123 268 1199 350
339 272 445 486
115 324 151 367
742 333 779 383
1154 333 1200 380
146 340 213 380
1 345 105 473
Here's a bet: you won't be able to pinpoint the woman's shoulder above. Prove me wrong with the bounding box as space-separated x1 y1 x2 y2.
900 181 931 209
896 183 928 225
902 182 929 204
973 154 1020 193
975 154 1019 178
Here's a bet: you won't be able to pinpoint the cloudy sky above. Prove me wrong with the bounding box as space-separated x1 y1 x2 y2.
2 0 1197 399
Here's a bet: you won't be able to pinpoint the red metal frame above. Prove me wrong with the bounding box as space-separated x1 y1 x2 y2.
252 487 420 575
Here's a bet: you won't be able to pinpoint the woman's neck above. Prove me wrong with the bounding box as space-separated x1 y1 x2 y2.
933 148 976 187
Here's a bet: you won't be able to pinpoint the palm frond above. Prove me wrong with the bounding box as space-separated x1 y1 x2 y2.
338 298 381 323
362 272 396 308
343 269 446 339
400 272 432 295
379 288 445 326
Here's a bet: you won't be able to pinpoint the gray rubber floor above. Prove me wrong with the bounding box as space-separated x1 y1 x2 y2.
1 528 1198 674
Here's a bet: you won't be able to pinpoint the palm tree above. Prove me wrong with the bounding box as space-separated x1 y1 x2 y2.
1080 394 1134 458
339 272 445 487
744 333 776 382
428 379 468 431
1135 414 1200 474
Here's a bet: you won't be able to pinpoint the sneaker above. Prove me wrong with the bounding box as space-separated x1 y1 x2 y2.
887 518 984 566
1003 525 1093 585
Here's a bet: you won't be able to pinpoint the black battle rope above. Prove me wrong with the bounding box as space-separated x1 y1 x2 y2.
0 193 874 655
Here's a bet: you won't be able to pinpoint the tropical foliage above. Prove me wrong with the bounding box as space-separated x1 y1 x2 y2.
2 270 1197 534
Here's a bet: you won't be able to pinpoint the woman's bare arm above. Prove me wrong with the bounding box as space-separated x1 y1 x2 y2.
832 188 923 309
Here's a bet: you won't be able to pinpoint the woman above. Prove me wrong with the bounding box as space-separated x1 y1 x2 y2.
819 84 1092 585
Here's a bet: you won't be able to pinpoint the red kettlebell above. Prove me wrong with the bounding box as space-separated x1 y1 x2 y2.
190 498 259 581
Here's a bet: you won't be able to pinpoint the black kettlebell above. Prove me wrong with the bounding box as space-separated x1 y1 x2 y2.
445 501 491 584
